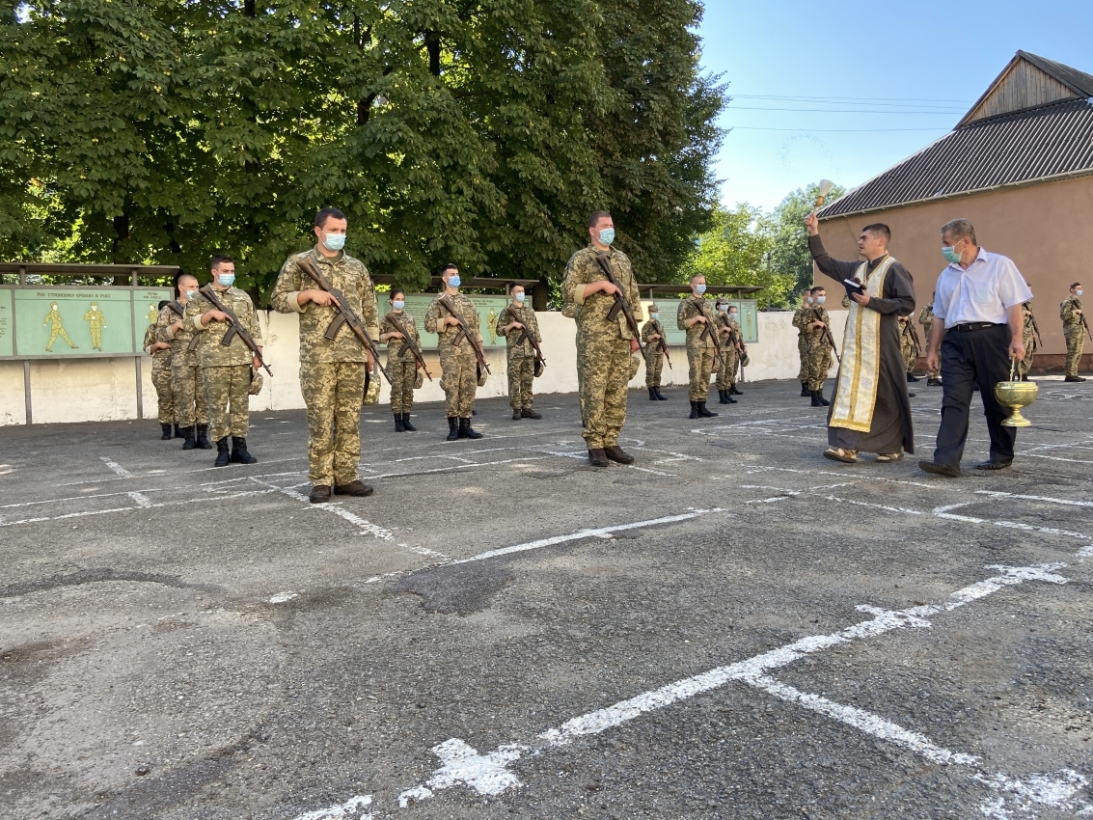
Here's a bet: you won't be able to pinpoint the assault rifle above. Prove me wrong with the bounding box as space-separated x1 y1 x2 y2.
902 316 922 356
690 297 723 368
651 321 672 369
192 285 272 376
1025 306 1043 348
438 295 491 375
1082 313 1092 341
593 255 647 364
383 312 433 381
811 306 842 364
514 321 546 376
297 256 390 384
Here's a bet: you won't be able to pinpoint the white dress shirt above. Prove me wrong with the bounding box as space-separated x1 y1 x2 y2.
932 248 1032 327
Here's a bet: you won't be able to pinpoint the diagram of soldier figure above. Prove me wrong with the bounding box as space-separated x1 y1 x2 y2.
43 302 79 351
486 305 497 345
84 301 106 350
146 303 160 325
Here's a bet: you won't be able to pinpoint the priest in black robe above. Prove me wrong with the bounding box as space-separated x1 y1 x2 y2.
804 215 915 462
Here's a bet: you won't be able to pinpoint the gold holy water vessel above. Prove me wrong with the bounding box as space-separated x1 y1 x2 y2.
994 359 1038 427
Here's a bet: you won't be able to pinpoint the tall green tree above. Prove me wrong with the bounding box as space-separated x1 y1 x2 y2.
770 181 846 297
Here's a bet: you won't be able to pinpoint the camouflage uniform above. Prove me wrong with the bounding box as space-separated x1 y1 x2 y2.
184 287 262 442
1017 307 1038 379
157 301 209 428
272 247 379 487
496 303 541 411
1061 296 1084 377
715 314 742 390
917 303 941 381
379 311 420 414
641 318 666 388
425 292 483 418
793 306 832 391
143 323 175 424
83 305 106 350
561 244 643 449
793 306 810 385
677 296 719 401
43 306 78 351
899 317 916 374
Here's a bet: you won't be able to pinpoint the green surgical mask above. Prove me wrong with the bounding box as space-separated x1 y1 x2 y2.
941 245 962 264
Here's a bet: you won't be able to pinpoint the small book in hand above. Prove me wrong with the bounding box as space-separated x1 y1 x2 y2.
844 278 865 299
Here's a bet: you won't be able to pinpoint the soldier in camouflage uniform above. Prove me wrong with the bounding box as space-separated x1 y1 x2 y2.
793 293 813 397
640 303 668 401
496 282 542 421
714 301 742 404
158 273 210 449
918 295 942 385
426 265 485 441
379 288 422 433
1061 282 1086 382
272 208 379 502
1017 301 1038 381
677 274 720 419
143 300 176 439
561 210 643 467
793 286 834 407
898 315 918 382
184 255 263 468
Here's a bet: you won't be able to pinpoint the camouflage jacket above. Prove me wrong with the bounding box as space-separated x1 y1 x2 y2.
1061 296 1083 326
560 245 642 340
424 291 483 354
718 315 743 347
641 318 666 350
677 296 720 350
792 306 811 337
379 311 421 363
142 324 171 362
496 303 541 358
271 247 379 363
156 302 198 367
183 286 263 368
1022 312 1038 351
792 306 830 344
917 302 934 329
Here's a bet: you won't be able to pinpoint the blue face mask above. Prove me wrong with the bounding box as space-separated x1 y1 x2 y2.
729 312 738 321
392 300 405 310
941 245 962 264
695 284 706 295
447 275 461 288
218 274 235 288
598 227 615 246
322 232 346 252
816 296 826 305
186 290 198 300
650 313 659 320
514 292 525 302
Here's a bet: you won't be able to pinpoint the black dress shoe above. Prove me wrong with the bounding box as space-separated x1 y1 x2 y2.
919 460 960 478
974 460 1012 471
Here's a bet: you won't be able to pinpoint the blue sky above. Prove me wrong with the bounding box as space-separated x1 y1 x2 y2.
697 0 1093 213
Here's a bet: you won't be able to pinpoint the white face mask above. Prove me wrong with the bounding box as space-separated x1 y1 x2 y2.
1076 289 1084 297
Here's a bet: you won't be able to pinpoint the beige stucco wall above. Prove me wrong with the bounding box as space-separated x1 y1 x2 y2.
817 173 1093 363
0 310 832 425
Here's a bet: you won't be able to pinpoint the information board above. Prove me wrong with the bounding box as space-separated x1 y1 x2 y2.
0 286 173 359
639 299 758 345
394 294 512 350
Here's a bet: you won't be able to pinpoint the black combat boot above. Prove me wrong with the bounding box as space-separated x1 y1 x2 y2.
182 426 197 451
730 384 743 395
689 400 700 419
718 389 729 404
394 413 405 432
446 417 459 441
402 413 417 431
160 423 173 440
907 373 920 383
521 408 542 419
654 387 668 401
213 437 230 467
801 382 810 397
459 418 483 439
698 401 718 418
174 422 185 439
230 436 258 465
512 408 522 420
725 391 737 404
195 423 213 449
649 387 658 401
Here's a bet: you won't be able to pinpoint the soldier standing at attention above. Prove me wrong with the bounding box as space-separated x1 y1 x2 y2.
918 294 941 386
800 286 834 407
379 288 421 433
640 303 668 401
159 273 210 449
1017 301 1038 381
677 274 719 419
271 207 379 502
426 265 484 441
143 300 176 440
497 282 543 421
1061 282 1086 382
713 300 738 405
561 210 643 467
185 255 263 468
793 292 813 397
726 305 745 395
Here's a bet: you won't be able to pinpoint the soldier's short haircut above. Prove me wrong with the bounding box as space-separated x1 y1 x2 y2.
314 207 346 228
810 285 826 295
940 218 976 245
440 263 459 276
689 273 705 283
158 300 170 310
390 287 405 300
648 302 659 312
586 210 612 229
1072 282 1082 289
507 281 523 293
209 254 233 269
862 223 891 243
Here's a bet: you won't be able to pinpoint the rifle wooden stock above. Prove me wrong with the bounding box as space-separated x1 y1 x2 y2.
516 325 546 372
438 296 491 374
198 285 272 375
593 256 647 363
811 306 841 364
384 312 433 381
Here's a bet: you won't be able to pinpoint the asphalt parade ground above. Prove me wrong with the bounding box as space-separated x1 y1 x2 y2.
2 377 1092 820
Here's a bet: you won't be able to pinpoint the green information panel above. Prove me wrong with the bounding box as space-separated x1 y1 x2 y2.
639 298 758 345
1 286 173 359
394 294 511 350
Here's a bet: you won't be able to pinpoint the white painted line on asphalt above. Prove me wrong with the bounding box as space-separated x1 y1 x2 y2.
291 793 373 820
127 492 153 508
250 478 394 541
1079 546 1093 558
750 465 968 492
0 489 280 528
1022 453 1090 464
933 502 1092 540
625 464 674 476
975 490 1093 508
814 493 924 515
368 456 550 481
100 456 133 477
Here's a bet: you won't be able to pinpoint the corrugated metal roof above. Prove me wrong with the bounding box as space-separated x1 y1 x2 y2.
818 98 1093 219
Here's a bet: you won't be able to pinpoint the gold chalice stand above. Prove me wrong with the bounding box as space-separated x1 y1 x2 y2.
994 359 1038 427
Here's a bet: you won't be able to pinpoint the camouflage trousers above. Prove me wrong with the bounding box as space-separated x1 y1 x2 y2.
577 331 631 449
686 345 715 401
901 336 916 373
439 347 477 418
388 359 416 414
1064 326 1084 376
716 346 739 390
46 327 77 351
300 361 365 487
172 362 209 427
151 356 176 423
644 348 664 387
803 342 833 391
797 337 808 383
203 364 251 442
1017 349 1035 378
507 354 535 410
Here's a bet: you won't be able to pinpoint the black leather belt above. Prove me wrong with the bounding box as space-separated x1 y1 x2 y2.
953 322 1002 332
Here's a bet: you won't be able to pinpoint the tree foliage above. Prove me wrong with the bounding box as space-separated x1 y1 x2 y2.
770 181 847 296
0 0 724 295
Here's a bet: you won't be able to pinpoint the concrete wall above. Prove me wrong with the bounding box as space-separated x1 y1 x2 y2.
0 310 835 425
817 174 1093 368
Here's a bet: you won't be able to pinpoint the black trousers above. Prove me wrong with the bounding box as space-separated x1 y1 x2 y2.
933 323 1016 467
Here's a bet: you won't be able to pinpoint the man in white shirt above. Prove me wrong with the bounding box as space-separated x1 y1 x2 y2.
920 219 1031 477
